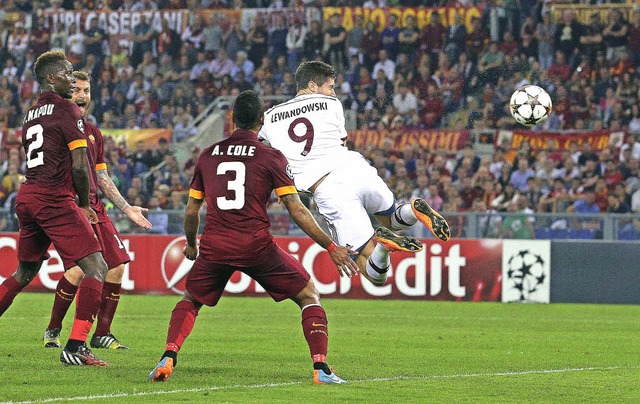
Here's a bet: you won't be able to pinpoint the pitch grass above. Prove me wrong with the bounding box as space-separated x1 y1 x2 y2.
0 294 639 403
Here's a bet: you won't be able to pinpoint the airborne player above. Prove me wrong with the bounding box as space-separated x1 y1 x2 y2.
259 61 451 287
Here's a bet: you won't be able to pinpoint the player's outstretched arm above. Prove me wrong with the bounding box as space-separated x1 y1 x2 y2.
183 196 204 260
71 147 98 224
280 193 358 278
97 168 152 229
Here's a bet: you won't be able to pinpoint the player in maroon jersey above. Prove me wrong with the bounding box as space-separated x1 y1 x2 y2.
42 71 153 351
148 90 357 384
0 50 109 366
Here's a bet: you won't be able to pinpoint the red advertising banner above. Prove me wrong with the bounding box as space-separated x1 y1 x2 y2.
323 6 483 31
0 234 502 301
350 129 470 152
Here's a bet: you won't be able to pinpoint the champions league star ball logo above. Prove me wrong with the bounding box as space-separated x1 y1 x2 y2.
161 236 193 295
505 249 547 302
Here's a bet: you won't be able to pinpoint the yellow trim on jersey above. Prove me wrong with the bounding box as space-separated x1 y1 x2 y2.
96 163 107 171
189 189 204 200
275 186 297 197
68 139 87 150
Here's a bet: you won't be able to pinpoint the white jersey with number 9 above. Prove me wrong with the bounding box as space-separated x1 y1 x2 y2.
259 93 356 192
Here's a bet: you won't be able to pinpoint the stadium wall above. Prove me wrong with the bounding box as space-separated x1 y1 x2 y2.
0 233 637 304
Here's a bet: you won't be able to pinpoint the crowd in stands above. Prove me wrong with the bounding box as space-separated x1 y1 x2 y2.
1 1 640 238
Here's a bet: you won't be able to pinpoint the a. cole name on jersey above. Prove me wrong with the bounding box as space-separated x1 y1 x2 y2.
211 144 256 156
270 102 328 123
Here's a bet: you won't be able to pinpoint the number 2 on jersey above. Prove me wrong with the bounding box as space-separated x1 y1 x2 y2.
288 117 314 156
25 124 45 168
216 161 246 210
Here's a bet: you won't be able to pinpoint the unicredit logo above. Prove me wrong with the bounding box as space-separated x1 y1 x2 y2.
160 236 193 295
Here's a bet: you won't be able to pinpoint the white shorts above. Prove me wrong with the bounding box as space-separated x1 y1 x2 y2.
313 155 394 251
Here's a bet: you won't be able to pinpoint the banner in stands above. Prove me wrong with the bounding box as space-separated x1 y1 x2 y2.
349 129 470 152
240 8 322 34
496 129 625 152
323 6 483 31
0 234 503 302
101 128 172 149
42 10 189 50
550 4 636 26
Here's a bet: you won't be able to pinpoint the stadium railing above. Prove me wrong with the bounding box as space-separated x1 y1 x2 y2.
1 207 636 240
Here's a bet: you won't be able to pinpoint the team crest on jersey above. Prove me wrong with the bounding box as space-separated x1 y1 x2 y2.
89 135 95 143
77 119 85 133
286 164 294 179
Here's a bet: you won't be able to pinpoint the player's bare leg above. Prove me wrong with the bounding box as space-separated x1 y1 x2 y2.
291 280 346 384
0 261 43 317
91 264 128 349
60 252 109 366
149 293 202 382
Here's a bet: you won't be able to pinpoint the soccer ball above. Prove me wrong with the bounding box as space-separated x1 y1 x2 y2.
509 85 552 127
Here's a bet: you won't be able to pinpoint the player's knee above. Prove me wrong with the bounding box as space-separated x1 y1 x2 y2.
65 266 84 286
77 252 108 281
295 280 321 307
14 261 43 287
105 264 125 283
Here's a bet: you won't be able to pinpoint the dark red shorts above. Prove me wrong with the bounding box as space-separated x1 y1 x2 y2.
16 198 101 266
63 220 131 270
186 243 311 307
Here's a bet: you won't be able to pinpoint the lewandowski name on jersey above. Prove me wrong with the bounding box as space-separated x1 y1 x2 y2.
270 101 328 123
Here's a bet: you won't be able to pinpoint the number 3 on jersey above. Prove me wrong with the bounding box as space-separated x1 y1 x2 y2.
288 117 314 156
216 161 246 210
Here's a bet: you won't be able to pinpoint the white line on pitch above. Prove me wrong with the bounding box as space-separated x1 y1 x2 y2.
2 365 638 404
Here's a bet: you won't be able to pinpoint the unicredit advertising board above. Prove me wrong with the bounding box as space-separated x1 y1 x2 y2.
0 234 551 303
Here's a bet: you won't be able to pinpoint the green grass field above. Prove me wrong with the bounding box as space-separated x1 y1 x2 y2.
0 294 639 403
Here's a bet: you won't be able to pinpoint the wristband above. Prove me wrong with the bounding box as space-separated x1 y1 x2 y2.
326 242 338 253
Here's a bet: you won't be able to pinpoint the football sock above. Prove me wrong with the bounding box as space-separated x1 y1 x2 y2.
390 203 417 230
0 276 23 317
301 304 328 359
366 243 391 278
313 361 332 375
94 281 121 336
68 277 103 343
47 276 78 330
166 300 199 351
162 348 179 367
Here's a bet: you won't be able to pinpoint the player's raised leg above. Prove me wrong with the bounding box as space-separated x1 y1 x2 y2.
389 198 451 242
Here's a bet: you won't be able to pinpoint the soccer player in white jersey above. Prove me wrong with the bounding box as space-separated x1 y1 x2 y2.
259 61 451 286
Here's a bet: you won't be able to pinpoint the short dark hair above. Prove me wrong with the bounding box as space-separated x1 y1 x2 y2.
233 90 264 129
295 61 336 92
34 50 68 86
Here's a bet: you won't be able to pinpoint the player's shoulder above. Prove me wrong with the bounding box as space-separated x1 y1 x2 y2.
84 121 102 136
264 94 341 115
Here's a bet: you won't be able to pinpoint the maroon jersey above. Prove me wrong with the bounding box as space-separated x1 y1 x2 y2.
18 91 86 203
189 129 297 265
85 122 108 222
